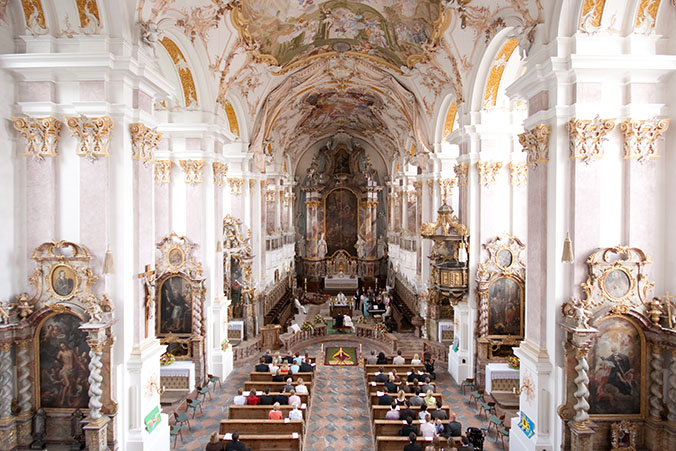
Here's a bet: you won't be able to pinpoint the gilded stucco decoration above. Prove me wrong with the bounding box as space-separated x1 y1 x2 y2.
620 118 670 164
154 160 173 184
227 177 244 194
567 116 615 164
476 161 503 186
12 116 62 161
223 100 240 138
635 0 661 32
509 162 527 186
518 123 551 168
265 187 277 203
75 0 101 34
454 162 469 187
212 162 229 187
179 159 205 184
483 38 518 108
443 101 457 138
579 0 606 33
159 37 199 108
65 115 114 162
129 122 161 166
439 178 456 203
20 0 47 35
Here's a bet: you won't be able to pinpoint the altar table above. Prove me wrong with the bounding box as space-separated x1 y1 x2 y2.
485 363 519 394
160 360 196 392
324 276 358 290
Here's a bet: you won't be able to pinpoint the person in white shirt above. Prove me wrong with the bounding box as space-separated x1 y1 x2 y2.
294 297 307 314
269 361 279 374
411 353 422 365
288 402 303 420
233 388 247 405
419 413 437 438
295 378 308 394
288 389 301 407
336 292 346 305
343 314 354 331
393 350 405 365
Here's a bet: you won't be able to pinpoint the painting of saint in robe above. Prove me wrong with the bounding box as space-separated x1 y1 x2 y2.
325 189 358 256
51 265 76 298
488 277 522 336
588 316 642 415
159 275 192 334
39 313 90 409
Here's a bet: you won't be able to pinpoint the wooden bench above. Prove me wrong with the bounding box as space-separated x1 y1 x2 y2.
244 381 312 395
366 381 436 391
363 356 419 365
219 419 304 436
371 405 450 420
369 392 442 405
249 372 314 382
218 433 302 451
373 419 450 437
229 405 307 420
376 435 462 451
367 372 432 383
242 391 310 405
365 364 424 373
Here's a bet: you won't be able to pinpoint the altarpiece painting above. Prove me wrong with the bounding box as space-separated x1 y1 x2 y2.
222 216 254 336
325 188 359 256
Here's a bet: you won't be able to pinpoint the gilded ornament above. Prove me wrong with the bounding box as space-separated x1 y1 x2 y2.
454 163 469 187
227 177 244 195
443 102 457 138
305 200 321 209
620 118 670 163
476 161 503 186
439 178 457 203
66 115 114 162
519 124 551 168
212 162 229 187
223 101 240 138
159 37 198 107
249 179 256 190
483 39 518 108
509 162 527 186
154 160 172 184
579 0 606 33
75 0 101 34
12 116 61 160
406 189 417 203
635 0 659 31
20 0 47 35
362 200 378 209
265 188 277 203
567 116 615 163
426 179 435 191
179 160 205 184
129 122 161 166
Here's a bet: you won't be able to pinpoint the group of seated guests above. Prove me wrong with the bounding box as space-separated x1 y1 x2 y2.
254 350 314 374
367 349 436 379
233 383 307 408
403 432 476 451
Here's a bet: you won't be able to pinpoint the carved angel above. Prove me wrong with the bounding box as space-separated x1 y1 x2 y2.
562 297 592 330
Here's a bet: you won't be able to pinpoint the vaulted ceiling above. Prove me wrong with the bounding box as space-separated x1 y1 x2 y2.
137 0 544 169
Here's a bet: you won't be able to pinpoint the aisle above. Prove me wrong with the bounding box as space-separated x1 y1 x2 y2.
304 344 373 450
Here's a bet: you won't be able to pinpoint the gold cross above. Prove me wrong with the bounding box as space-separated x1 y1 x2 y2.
661 291 676 329
138 264 155 281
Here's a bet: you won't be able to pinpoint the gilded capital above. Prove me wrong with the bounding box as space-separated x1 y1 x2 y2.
154 160 172 184
12 116 62 160
129 122 161 166
212 162 229 187
179 159 205 184
477 161 503 186
439 178 457 202
567 116 615 163
265 188 277 203
509 162 528 186
454 163 469 187
305 200 321 209
227 177 244 194
66 115 114 161
620 118 670 163
519 124 551 168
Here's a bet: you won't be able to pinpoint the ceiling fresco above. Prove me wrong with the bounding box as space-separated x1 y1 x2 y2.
231 0 448 72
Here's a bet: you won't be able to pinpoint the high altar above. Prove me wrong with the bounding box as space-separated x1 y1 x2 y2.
297 134 385 290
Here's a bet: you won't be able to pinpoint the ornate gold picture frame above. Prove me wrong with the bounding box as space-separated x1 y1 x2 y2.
47 262 80 300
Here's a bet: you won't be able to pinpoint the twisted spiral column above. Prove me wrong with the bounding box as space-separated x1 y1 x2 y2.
479 294 488 336
86 331 105 421
668 349 676 422
572 348 591 423
15 340 32 414
649 345 664 419
0 343 13 418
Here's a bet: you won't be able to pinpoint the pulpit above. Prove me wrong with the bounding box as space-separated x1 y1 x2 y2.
260 324 282 350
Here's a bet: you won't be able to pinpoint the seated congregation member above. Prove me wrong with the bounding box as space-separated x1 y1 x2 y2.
378 391 393 406
334 313 344 328
418 403 428 421
423 352 436 380
404 432 422 451
408 369 422 383
421 377 434 394
289 361 300 374
284 353 295 364
399 416 418 437
288 402 303 420
206 432 224 451
434 418 446 436
391 369 402 383
411 353 422 365
282 378 295 393
233 389 247 406
271 369 284 382
423 389 437 408
299 359 313 373
374 367 389 383
269 360 279 375
409 388 424 406
430 401 448 420
385 402 400 420
343 314 354 330
255 357 270 372
385 375 398 393
268 402 283 420
259 387 274 405
366 350 378 365
224 431 247 451
293 353 303 366
295 377 308 394
376 351 388 364
273 391 289 405
446 412 462 438
287 389 301 407
279 362 290 375
400 400 415 422
419 413 436 438
395 390 407 406
246 390 260 405
263 350 273 364
458 435 474 451
393 350 406 365
424 436 442 451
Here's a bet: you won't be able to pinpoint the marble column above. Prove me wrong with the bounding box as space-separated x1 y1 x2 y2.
669 349 676 422
83 327 108 451
649 344 664 420
0 341 17 450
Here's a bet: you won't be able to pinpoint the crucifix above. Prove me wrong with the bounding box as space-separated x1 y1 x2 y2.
138 264 156 338
661 291 676 329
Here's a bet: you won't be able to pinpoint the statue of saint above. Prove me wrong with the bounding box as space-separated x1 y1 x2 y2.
377 236 387 259
317 233 328 260
355 235 367 259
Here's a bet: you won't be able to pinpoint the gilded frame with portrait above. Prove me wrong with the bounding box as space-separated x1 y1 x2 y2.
47 263 79 300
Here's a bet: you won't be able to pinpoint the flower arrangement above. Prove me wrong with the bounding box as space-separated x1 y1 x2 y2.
160 352 175 367
374 322 388 335
357 316 368 324
220 338 230 352
301 321 315 332
508 355 520 370
314 314 326 324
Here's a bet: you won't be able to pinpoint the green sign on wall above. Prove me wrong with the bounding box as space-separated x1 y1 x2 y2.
144 405 162 433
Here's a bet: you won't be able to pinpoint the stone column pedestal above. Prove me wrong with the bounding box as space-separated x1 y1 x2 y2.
569 422 596 451
84 416 109 451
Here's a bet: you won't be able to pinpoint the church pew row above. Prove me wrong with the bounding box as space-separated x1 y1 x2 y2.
229 405 307 420
217 434 301 451
258 357 317 365
219 419 304 436
366 372 432 383
249 372 314 382
376 435 462 451
374 419 451 437
369 392 443 405
240 392 310 406
371 405 450 420
364 364 424 373
362 356 420 365
366 381 436 391
244 381 313 395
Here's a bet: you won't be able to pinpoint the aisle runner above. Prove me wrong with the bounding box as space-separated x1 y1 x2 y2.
305 354 373 450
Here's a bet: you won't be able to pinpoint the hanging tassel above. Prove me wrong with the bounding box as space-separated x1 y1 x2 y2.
103 246 115 274
561 232 574 263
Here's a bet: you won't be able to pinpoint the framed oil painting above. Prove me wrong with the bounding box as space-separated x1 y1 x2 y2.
602 268 633 300
325 188 358 256
496 249 513 270
49 264 78 300
487 276 523 337
588 316 643 416
167 247 185 269
158 275 193 335
38 313 90 409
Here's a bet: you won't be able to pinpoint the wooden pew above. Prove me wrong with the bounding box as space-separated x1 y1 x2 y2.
373 419 450 437
244 381 312 396
219 419 304 436
229 405 307 420
365 364 424 373
376 435 462 451
366 381 436 392
366 372 432 383
249 372 314 383
218 433 302 451
241 391 310 406
371 405 450 420
369 392 442 405
362 356 419 365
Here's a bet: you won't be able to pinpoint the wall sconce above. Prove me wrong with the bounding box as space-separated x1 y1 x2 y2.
102 245 114 275
561 232 574 263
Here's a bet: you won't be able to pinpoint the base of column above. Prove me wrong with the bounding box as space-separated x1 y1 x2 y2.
569 422 596 451
212 347 234 381
124 417 170 451
448 347 471 384
84 417 110 451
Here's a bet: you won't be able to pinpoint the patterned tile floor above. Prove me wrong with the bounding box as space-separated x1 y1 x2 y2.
173 334 510 451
